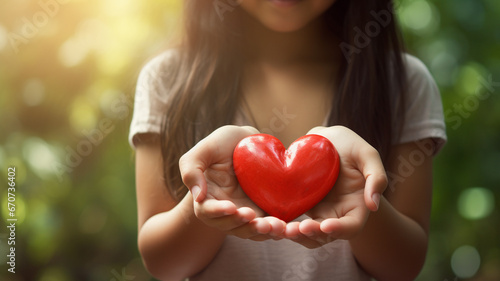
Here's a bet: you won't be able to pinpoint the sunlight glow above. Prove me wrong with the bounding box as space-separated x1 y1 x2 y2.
58 19 109 68
69 96 98 133
95 18 151 75
58 36 88 67
0 24 7 51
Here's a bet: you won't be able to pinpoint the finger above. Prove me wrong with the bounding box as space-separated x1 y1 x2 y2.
253 217 272 234
298 219 322 237
179 126 259 202
179 127 236 202
283 219 325 248
263 217 286 237
320 207 367 239
306 126 387 211
236 207 257 221
364 171 387 212
205 215 251 232
194 199 237 220
356 146 388 211
229 217 271 239
283 221 301 238
197 207 256 232
179 150 209 202
298 219 334 245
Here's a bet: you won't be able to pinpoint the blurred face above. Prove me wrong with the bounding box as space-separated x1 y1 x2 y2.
239 0 338 32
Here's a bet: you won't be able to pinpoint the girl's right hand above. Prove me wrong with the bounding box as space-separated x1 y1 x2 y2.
179 125 286 240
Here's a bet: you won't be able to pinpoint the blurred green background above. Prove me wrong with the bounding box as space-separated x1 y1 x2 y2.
0 0 498 280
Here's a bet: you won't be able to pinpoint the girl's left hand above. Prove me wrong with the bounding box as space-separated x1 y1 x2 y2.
179 125 286 241
282 126 388 248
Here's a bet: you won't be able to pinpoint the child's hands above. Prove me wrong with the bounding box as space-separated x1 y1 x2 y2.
283 126 388 248
179 125 286 240
180 125 386 246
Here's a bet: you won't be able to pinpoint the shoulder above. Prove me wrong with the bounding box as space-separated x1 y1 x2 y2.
400 53 441 108
135 49 181 103
129 49 181 148
395 53 447 152
141 49 180 72
402 53 437 90
137 49 181 87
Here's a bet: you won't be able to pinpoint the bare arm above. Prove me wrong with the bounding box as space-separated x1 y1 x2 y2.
349 139 434 281
135 134 226 281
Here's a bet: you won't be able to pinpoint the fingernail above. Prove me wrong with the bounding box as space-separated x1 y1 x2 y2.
372 193 381 210
192 185 201 201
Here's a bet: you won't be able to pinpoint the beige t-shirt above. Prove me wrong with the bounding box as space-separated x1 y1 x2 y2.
129 51 447 281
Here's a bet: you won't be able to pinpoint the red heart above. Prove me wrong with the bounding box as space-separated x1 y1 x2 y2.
233 134 340 222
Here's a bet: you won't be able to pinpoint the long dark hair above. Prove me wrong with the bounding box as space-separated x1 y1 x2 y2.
160 0 406 201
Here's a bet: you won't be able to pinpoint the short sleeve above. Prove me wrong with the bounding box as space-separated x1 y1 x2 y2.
128 50 178 148
396 54 447 155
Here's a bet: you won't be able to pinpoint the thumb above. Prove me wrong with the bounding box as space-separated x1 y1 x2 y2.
364 173 387 211
179 152 208 202
358 147 388 211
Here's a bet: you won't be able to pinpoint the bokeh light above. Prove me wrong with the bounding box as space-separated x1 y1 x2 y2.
451 245 481 278
456 63 489 97
58 19 110 68
22 137 60 179
458 187 495 220
22 78 46 106
430 51 458 87
399 0 440 35
69 96 98 133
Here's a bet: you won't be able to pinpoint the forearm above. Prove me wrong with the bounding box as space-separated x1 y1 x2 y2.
349 196 428 281
138 193 226 281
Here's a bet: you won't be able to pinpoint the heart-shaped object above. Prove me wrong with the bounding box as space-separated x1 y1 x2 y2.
233 134 340 222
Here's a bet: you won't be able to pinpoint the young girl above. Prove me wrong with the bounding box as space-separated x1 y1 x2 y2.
129 0 447 280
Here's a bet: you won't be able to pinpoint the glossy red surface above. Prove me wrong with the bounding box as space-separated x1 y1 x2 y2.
233 134 340 222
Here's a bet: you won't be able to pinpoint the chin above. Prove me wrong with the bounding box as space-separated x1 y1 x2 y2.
262 18 314 33
240 0 337 33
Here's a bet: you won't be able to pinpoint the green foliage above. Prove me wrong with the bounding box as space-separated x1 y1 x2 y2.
396 0 500 280
0 0 498 280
